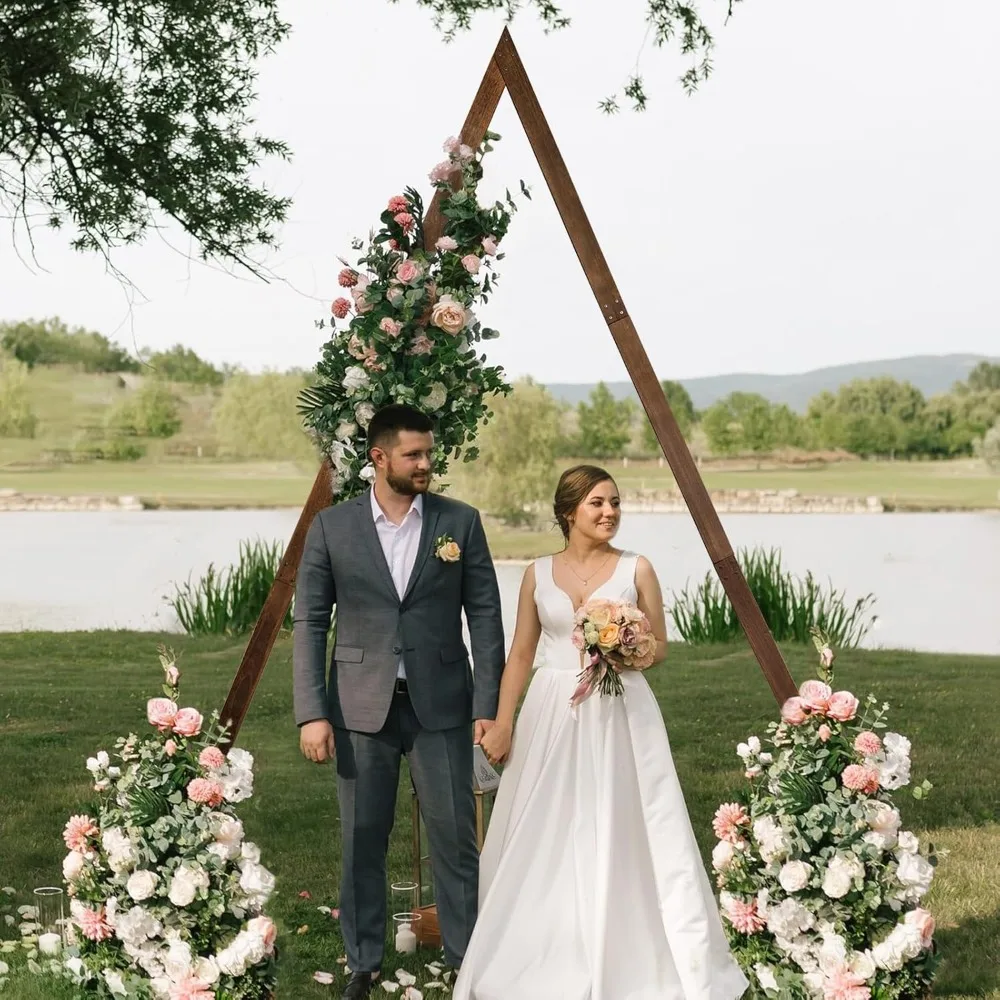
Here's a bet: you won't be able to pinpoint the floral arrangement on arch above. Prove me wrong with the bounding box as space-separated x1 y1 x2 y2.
60 647 277 1000
298 132 527 497
712 629 939 999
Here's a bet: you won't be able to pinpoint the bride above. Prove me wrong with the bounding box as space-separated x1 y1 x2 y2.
453 465 749 1000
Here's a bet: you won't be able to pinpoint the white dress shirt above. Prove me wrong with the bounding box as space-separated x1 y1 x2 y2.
370 488 424 680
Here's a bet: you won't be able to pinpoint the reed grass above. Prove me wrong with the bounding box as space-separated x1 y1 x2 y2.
669 546 876 647
168 538 290 635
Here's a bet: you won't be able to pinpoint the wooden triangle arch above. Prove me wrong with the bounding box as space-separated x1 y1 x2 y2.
220 27 797 746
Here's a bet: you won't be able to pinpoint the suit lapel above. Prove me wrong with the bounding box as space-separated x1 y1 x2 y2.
402 493 440 604
354 493 399 601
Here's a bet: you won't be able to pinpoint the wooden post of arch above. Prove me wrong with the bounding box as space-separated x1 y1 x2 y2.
219 28 796 748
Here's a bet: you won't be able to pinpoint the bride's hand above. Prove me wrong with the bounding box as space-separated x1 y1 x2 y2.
480 723 512 766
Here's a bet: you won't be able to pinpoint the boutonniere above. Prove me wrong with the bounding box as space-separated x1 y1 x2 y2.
435 534 461 563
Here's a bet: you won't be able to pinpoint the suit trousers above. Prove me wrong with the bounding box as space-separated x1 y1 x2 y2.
334 689 478 972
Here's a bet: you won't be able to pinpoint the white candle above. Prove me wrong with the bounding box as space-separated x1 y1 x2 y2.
38 932 61 956
394 921 417 954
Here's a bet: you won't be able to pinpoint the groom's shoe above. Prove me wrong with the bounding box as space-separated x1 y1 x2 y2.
342 971 377 999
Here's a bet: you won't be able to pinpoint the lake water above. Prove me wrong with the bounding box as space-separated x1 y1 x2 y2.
0 511 997 655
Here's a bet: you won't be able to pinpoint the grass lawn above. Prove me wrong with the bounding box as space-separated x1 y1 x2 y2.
0 634 998 997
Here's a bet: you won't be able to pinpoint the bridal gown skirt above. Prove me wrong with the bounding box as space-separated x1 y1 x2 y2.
453 665 749 1000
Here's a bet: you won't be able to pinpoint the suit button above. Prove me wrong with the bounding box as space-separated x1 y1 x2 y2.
392 644 402 655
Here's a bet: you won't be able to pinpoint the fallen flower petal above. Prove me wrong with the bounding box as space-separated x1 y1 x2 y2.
313 971 335 985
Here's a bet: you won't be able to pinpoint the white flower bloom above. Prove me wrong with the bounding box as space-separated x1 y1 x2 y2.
208 814 245 859
765 898 815 941
878 733 912 789
817 932 848 972
192 956 220 984
343 366 370 392
64 956 89 981
747 736 761 754
126 870 158 902
239 862 276 908
778 860 812 893
753 963 779 993
168 863 209 908
220 753 254 803
420 382 448 413
102 827 138 873
864 801 901 851
102 968 127 996
712 840 737 871
872 922 923 971
359 463 376 483
753 816 791 863
63 851 86 881
822 853 864 899
114 905 161 946
215 929 265 977
759 752 773 764
354 402 376 428
162 937 194 981
850 950 877 980
335 420 358 441
736 742 752 761
895 831 920 855
86 757 101 773
241 841 261 864
896 851 934 899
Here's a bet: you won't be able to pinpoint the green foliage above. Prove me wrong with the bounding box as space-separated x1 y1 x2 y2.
472 378 563 525
0 317 139 372
702 392 803 456
0 1 290 264
214 372 316 462
576 382 634 458
669 547 877 648
976 419 1000 473
0 350 38 438
169 538 291 635
964 360 1000 393
105 382 182 439
145 344 223 386
642 378 697 450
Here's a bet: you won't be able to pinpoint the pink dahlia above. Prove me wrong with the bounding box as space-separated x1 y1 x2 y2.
338 268 358 288
387 195 408 213
74 904 113 942
169 978 216 1000
712 802 749 844
854 731 882 756
198 747 225 770
724 897 765 935
822 969 870 1000
187 778 225 807
63 814 99 852
331 297 351 319
393 212 415 234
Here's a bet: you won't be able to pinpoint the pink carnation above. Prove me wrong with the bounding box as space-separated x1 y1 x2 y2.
393 212 415 234
387 195 408 213
331 297 351 319
461 254 481 274
380 318 402 337
842 764 880 794
169 979 216 1000
338 268 358 288
818 724 832 742
74 904 113 942
822 969 870 1000
854 731 882 756
827 691 859 722
723 897 765 935
780 696 809 726
187 778 225 807
147 697 178 732
172 707 203 738
408 334 434 356
199 747 226 770
799 679 833 714
712 802 749 844
63 814 99 852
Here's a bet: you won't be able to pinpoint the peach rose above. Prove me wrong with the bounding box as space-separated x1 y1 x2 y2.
430 294 466 335
435 235 458 252
461 254 481 274
172 708 203 738
597 623 620 648
396 259 422 284
247 915 278 954
147 698 178 732
437 541 461 563
904 907 935 949
780 696 809 726
817 724 832 742
482 235 498 256
798 679 832 714
380 317 402 337
827 691 859 722
164 739 177 756
408 334 434 356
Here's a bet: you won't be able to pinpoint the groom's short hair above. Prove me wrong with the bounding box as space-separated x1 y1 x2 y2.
367 404 433 453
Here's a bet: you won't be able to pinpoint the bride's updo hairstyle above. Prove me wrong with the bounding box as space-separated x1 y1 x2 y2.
553 464 615 539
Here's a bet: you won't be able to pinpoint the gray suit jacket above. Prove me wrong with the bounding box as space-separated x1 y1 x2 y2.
292 489 506 734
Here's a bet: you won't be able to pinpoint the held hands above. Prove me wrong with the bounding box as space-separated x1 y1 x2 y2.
300 719 335 763
479 722 513 766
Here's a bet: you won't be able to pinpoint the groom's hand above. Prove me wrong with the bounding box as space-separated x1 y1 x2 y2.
473 719 495 745
300 719 335 763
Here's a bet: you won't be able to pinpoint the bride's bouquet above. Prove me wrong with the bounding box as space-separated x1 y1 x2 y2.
60 646 278 999
569 598 657 706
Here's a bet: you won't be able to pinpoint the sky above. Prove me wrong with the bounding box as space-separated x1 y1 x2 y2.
1 0 998 384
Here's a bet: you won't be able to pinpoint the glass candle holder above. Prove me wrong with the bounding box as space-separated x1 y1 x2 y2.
33 887 65 955
391 911 421 955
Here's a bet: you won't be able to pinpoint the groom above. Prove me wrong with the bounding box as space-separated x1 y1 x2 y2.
293 403 506 999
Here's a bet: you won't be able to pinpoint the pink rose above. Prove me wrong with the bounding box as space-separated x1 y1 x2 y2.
347 333 366 360
352 287 373 315
442 136 461 154
396 259 422 284
380 317 402 337
147 698 178 732
430 294 466 335
393 212 415 234
435 235 458 252
780 696 809 726
360 346 384 371
461 254 481 274
817 724 832 742
387 195 408 213
164 739 177 757
247 914 278 953
165 664 180 686
429 160 458 184
331 297 351 319
407 334 434 356
338 268 358 288
187 778 225 807
199 746 225 770
388 238 400 250
386 285 404 307
482 235 499 256
172 707 203 738
819 646 835 668
827 691 859 722
904 907 935 949
798 679 833 714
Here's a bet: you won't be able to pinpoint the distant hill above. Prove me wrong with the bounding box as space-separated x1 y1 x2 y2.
543 354 999 413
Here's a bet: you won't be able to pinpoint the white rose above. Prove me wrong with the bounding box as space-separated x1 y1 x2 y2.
63 851 86 881
162 938 194 981
753 963 779 993
736 742 752 761
747 736 761 753
359 463 376 483
102 969 127 996
896 852 934 899
241 841 261 864
215 930 262 977
342 366 370 392
168 864 209 908
86 757 101 773
712 840 737 871
126 870 158 902
817 932 848 972
420 381 448 413
239 862 276 907
354 402 376 428
864 802 901 851
778 860 812 893
822 854 864 899
872 923 918 971
192 956 220 984
209 814 244 858
335 420 357 441
850 949 877 980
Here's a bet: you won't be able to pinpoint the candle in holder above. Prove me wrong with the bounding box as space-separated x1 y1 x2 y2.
33 886 66 953
392 912 420 955
38 932 62 956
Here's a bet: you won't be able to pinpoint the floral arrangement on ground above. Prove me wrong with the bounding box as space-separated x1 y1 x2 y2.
298 132 527 498
58 646 277 999
712 629 939 999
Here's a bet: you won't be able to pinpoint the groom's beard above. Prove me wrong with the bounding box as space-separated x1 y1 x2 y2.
386 465 431 496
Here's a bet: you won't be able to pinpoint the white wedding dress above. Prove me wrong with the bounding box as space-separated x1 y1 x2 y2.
453 553 749 1000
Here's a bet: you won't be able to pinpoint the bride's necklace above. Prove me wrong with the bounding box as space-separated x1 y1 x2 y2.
561 549 614 586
